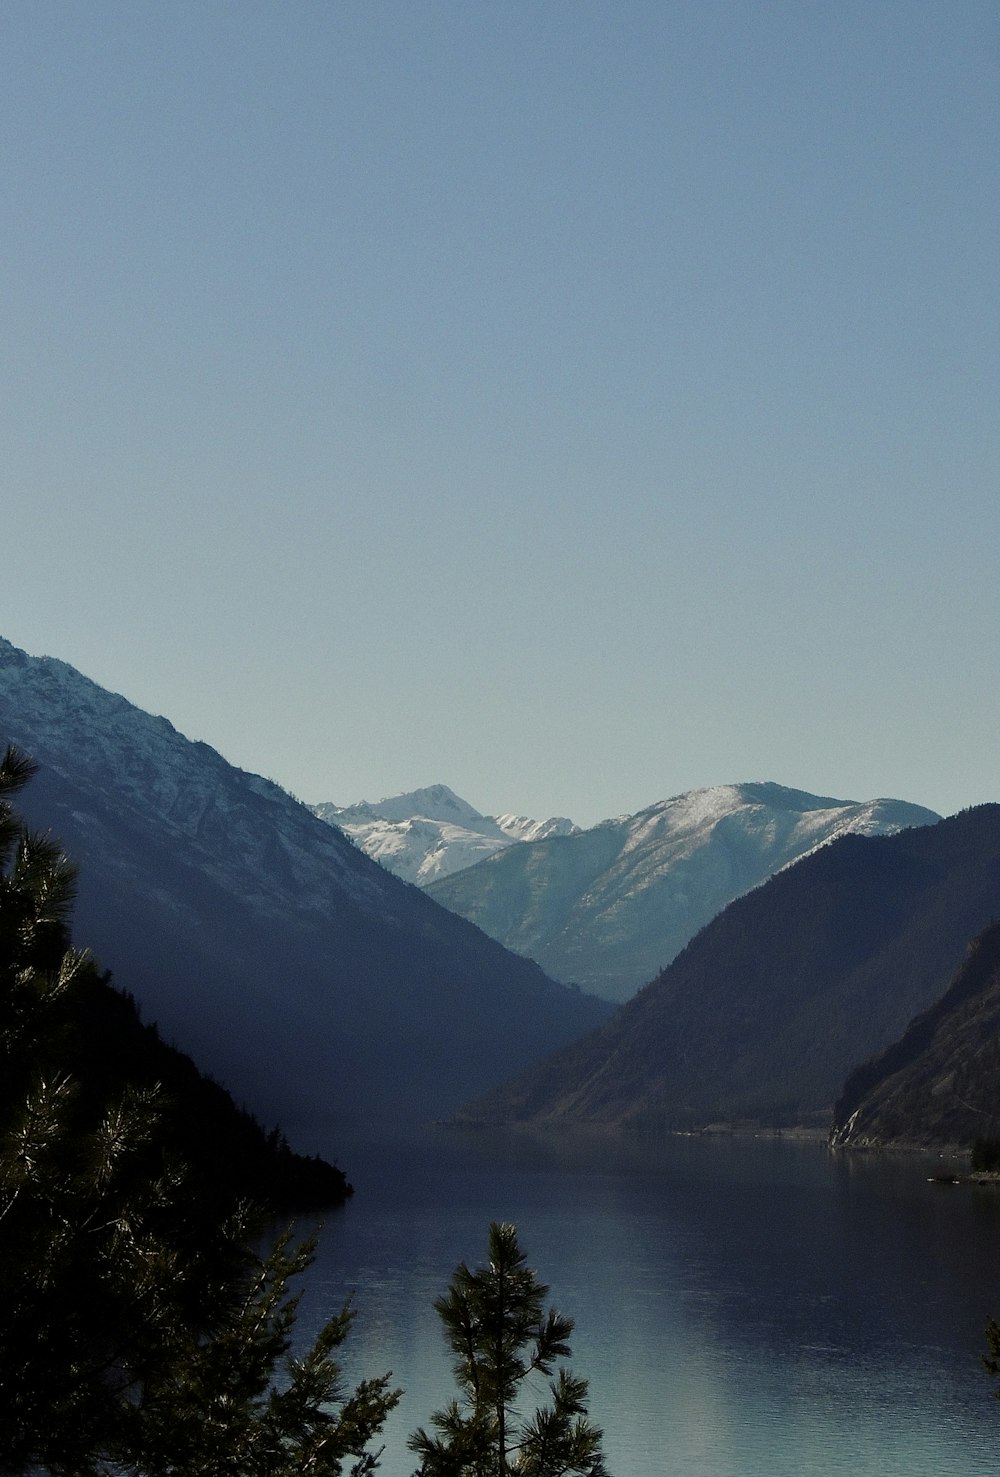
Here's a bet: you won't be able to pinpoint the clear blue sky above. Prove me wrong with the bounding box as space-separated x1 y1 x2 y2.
3 1 998 824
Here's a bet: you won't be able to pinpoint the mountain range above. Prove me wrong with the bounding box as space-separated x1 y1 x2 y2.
0 638 609 1133
458 805 1000 1132
7 632 994 1152
312 785 579 885
424 783 940 1000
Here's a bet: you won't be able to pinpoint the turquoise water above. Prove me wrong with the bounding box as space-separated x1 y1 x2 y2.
294 1128 1000 1476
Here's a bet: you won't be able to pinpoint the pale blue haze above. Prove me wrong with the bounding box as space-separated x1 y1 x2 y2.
3 2 998 823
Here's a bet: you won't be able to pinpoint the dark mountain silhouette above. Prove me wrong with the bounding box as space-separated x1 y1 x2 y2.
0 743 349 1212
830 920 1000 1150
458 806 1000 1132
0 638 610 1132
15 957 352 1213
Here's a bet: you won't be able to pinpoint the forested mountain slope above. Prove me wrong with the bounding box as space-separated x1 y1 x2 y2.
0 638 609 1130
428 783 940 1001
459 807 1000 1131
831 920 1000 1150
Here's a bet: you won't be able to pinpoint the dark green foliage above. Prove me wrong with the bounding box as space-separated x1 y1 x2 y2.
971 1137 1000 1173
60 978 353 1215
986 1319 1000 1401
0 745 398 1474
0 753 350 1214
409 1222 608 1477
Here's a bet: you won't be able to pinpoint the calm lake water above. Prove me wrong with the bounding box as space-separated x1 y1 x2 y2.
292 1127 1000 1477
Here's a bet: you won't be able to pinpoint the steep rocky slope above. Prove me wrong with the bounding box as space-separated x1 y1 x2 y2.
0 638 609 1131
831 921 1000 1150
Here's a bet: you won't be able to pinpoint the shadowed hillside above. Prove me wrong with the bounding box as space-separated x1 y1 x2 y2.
0 638 610 1132
458 806 1000 1132
831 920 1000 1150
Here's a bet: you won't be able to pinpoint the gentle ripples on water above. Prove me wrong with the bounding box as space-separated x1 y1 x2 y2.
290 1127 1000 1477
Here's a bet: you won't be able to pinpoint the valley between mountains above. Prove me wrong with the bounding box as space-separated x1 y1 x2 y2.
3 633 999 1154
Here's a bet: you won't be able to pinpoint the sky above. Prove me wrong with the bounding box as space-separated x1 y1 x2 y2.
3 1 998 826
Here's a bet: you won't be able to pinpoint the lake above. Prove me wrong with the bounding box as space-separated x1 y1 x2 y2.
291 1126 1000 1476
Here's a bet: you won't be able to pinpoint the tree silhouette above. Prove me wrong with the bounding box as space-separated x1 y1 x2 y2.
0 744 398 1474
409 1221 608 1477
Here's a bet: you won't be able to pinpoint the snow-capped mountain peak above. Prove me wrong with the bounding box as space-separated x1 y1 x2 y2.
494 814 579 843
323 783 498 832
425 780 942 1001
311 787 580 885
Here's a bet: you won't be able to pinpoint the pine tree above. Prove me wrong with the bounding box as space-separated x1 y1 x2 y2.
408 1221 608 1477
0 744 399 1475
985 1318 1000 1403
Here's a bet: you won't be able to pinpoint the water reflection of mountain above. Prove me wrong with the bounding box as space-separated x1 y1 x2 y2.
304 1129 1000 1477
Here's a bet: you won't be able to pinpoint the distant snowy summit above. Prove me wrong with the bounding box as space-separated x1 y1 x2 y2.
424 780 943 1001
311 783 579 885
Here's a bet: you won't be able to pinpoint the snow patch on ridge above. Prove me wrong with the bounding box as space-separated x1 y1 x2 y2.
423 779 943 1002
0 635 399 920
312 788 582 884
